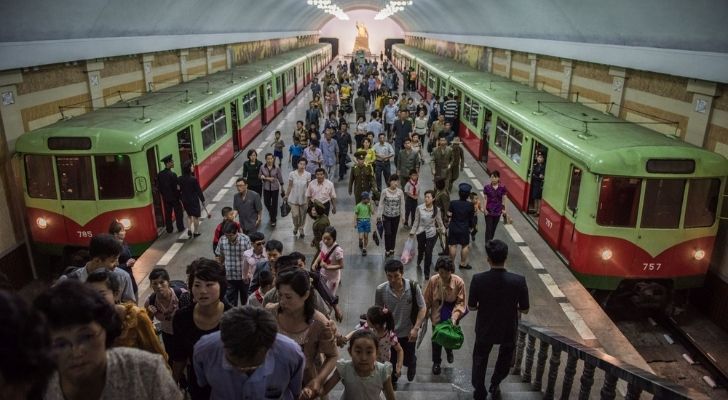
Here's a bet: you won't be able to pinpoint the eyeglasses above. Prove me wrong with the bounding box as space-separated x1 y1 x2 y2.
254 241 266 246
51 329 103 355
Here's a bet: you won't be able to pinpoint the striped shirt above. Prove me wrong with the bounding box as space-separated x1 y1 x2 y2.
215 234 252 281
443 99 458 119
375 279 426 337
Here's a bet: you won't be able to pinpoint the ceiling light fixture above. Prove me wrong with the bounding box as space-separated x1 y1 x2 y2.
375 0 413 20
306 0 349 20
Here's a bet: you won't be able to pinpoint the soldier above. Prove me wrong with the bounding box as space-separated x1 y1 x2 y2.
157 154 185 233
449 137 465 192
349 150 378 205
431 137 453 190
397 137 420 188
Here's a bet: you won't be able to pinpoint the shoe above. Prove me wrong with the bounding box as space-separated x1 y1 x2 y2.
299 232 305 239
187 230 192 238
294 228 299 235
362 249 367 256
178 228 186 233
446 350 454 364
407 365 416 381
489 384 501 399
459 264 473 270
403 223 409 228
432 363 441 375
271 222 276 227
391 381 398 391
193 233 201 238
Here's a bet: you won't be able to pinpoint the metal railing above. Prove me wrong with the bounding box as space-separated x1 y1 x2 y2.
515 321 708 400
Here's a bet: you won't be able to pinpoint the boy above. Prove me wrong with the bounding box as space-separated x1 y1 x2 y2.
403 169 419 228
215 220 252 306
246 269 273 307
289 139 304 169
354 191 374 256
212 207 240 252
271 130 285 167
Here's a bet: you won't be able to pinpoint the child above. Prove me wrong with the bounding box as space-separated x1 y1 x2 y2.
341 306 404 381
271 130 285 167
289 139 304 169
312 226 344 296
354 191 374 256
469 191 483 240
212 207 240 252
403 169 419 227
246 269 273 307
310 201 330 251
321 330 396 400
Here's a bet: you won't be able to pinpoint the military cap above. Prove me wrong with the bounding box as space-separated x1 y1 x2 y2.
161 154 173 164
354 150 367 160
458 182 473 193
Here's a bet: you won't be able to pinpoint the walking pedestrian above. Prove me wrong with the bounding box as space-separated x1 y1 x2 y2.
285 159 312 238
431 137 453 190
312 226 345 295
469 240 530 400
260 153 284 227
335 122 353 181
373 133 395 192
321 128 339 179
306 168 337 215
403 169 420 227
179 160 206 238
108 220 137 296
377 174 405 257
242 150 263 195
484 170 507 242
448 183 476 270
303 140 324 176
449 138 465 192
393 110 413 160
409 190 446 279
397 137 420 188
158 154 185 233
232 177 262 234
349 151 377 205
215 220 252 306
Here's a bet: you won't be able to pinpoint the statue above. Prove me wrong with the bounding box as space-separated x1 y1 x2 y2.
353 21 370 54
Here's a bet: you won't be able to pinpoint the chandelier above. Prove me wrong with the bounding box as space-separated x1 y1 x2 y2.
306 0 349 20
375 0 413 20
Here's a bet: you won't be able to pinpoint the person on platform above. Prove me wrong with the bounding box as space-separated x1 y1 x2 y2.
403 169 420 227
354 91 367 122
383 98 399 135
247 239 283 297
429 114 446 153
393 110 413 160
108 220 138 296
354 191 374 256
529 152 546 216
377 174 405 257
158 154 185 234
260 153 284 227
215 220 252 306
321 128 339 179
410 190 446 279
144 267 192 357
367 111 384 137
397 137 420 189
285 159 312 238
312 225 345 295
271 130 285 167
431 137 453 190
448 183 476 270
242 150 263 195
449 138 465 192
232 177 262 234
306 168 337 216
469 240 530 400
212 206 241 252
310 200 331 251
193 305 305 399
306 101 322 131
335 121 353 181
179 160 206 238
373 132 395 192
484 170 507 242
349 150 378 205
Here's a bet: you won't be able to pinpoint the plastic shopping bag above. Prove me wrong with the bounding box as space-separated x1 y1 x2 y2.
400 237 415 264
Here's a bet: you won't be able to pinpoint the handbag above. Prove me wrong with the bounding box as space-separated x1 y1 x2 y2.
372 230 380 246
280 201 291 217
432 320 464 350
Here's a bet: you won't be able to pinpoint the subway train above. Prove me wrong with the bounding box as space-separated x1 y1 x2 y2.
393 44 728 306
14 44 331 257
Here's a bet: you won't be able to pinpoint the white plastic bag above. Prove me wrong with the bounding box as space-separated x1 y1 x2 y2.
400 238 415 264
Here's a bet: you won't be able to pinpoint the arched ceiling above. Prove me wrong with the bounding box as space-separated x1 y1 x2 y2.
0 0 727 81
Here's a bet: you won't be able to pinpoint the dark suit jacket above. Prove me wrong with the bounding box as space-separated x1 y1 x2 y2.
468 268 529 344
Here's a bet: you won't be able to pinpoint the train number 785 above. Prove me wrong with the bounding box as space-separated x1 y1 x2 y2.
642 263 662 271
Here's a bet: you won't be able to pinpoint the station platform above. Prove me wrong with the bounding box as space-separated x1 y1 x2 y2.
128 62 652 397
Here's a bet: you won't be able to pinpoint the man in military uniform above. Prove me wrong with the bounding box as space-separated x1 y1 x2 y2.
449 137 465 192
397 137 420 188
349 151 378 204
431 137 453 190
157 155 185 233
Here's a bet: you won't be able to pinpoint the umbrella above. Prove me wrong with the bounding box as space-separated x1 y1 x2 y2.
377 219 384 238
416 316 430 349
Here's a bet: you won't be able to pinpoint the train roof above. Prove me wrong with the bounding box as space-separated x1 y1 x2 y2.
14 44 329 155
394 45 728 177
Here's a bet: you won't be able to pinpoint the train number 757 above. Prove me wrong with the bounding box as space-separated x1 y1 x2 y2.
642 263 662 271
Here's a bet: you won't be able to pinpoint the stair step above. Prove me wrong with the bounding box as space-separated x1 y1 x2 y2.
328 389 542 400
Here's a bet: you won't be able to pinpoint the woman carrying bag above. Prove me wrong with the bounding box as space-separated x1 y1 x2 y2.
423 256 467 376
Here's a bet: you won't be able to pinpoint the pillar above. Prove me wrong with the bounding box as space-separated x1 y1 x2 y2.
0 71 25 150
504 50 512 79
684 79 719 147
226 45 233 69
142 54 154 92
560 60 573 99
85 60 105 110
486 48 494 73
528 53 538 88
179 50 189 82
206 47 214 75
608 67 627 117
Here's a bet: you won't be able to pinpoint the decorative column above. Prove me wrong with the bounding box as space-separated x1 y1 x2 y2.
560 60 573 99
608 67 627 117
85 60 105 110
179 50 189 82
0 71 25 150
528 53 538 87
142 54 154 92
684 79 718 147
486 48 494 73
206 47 214 75
504 50 512 79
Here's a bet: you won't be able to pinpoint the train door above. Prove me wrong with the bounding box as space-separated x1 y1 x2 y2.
230 100 240 152
259 84 267 123
527 141 548 219
480 107 493 164
559 165 582 260
55 156 99 240
177 127 194 165
145 147 165 230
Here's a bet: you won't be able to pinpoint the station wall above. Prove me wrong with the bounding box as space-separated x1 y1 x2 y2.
0 34 318 286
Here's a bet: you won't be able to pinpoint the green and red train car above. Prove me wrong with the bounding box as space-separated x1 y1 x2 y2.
14 44 331 257
393 45 728 300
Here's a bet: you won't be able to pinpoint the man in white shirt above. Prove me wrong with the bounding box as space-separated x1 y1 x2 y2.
372 133 395 192
367 112 384 136
305 168 337 215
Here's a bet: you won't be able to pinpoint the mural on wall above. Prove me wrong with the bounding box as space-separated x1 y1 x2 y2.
406 36 489 71
320 10 403 55
353 21 371 53
230 36 318 66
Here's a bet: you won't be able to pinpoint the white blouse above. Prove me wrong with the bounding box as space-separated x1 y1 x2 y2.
287 170 312 205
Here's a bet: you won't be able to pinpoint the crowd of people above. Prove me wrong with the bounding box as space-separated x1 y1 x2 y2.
0 56 530 400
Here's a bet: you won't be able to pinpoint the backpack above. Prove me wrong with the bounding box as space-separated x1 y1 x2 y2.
148 280 188 305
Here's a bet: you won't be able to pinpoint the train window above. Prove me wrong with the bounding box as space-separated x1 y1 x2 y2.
463 96 472 122
439 80 447 98
483 108 493 137
597 177 641 227
242 94 251 118
275 76 282 95
250 91 258 112
265 82 273 102
470 101 480 127
641 179 685 229
95 155 133 199
56 156 94 200
428 75 437 90
25 155 57 199
214 108 227 141
646 159 695 174
201 114 216 150
507 125 523 164
684 178 720 228
567 167 582 213
495 119 509 152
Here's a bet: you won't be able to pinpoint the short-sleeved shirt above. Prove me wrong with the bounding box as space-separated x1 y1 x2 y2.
306 179 337 204
242 248 267 282
483 184 507 216
357 321 400 363
303 147 323 174
321 138 339 166
215 233 252 281
287 170 312 205
194 332 304 400
336 360 392 400
318 241 344 285
374 279 426 338
233 190 262 233
468 269 529 344
367 120 384 135
373 142 394 160
355 202 373 220
448 200 475 234
64 265 136 304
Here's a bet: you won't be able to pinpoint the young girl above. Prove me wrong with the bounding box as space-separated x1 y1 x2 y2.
271 130 285 167
342 306 404 380
312 226 345 296
323 330 396 400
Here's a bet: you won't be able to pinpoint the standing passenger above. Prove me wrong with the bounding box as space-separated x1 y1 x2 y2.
215 221 252 306
158 154 185 233
377 174 405 257
448 183 476 270
285 159 312 238
483 171 507 242
260 153 284 227
232 177 262 234
179 160 206 238
242 150 263 195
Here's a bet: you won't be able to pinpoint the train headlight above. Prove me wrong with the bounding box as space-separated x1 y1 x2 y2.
119 218 132 230
693 249 706 261
36 217 48 230
600 249 613 261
